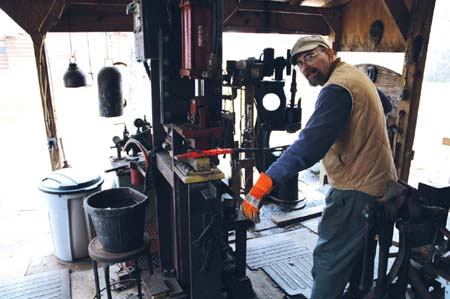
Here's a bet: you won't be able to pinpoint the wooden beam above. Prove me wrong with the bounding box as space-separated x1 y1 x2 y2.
403 0 413 10
321 7 342 33
382 0 410 40
223 1 339 36
237 1 334 16
67 0 128 5
302 0 352 8
50 4 132 32
0 0 67 35
224 10 330 35
393 0 436 181
223 0 240 25
287 0 306 5
32 36 62 170
234 1 341 50
321 7 343 51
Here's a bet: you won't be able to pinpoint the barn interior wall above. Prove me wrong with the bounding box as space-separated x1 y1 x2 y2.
340 0 406 52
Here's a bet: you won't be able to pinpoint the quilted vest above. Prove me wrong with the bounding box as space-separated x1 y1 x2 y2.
322 59 398 196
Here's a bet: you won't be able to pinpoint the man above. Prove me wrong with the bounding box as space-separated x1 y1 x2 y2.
242 35 398 299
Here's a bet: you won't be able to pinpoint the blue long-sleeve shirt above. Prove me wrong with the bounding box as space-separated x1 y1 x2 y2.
266 84 392 184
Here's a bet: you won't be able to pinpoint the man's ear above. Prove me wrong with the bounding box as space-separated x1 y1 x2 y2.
326 48 334 62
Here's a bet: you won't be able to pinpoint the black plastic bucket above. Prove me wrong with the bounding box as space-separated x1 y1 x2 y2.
84 187 148 253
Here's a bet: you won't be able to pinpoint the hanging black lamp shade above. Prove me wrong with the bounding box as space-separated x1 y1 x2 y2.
63 63 87 88
97 66 123 117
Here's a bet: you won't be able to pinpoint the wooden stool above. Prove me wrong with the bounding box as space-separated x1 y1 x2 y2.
88 234 151 299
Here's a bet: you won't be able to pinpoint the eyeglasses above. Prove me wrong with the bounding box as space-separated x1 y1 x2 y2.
296 51 321 69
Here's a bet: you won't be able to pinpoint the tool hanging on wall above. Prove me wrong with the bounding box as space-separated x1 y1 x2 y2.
98 32 127 117
63 32 87 88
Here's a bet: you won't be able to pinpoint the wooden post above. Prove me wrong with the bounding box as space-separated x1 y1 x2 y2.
393 0 436 181
32 35 62 170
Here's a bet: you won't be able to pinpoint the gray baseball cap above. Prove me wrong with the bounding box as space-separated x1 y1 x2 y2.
290 35 330 65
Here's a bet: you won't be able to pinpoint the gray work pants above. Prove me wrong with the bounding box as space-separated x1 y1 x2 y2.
310 188 376 299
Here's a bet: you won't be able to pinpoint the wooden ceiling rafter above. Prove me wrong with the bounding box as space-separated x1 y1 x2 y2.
224 10 330 35
50 1 132 32
224 0 241 25
382 0 410 41
15 0 347 35
301 0 351 8
223 0 342 36
288 0 306 5
237 0 335 16
321 8 342 51
67 0 129 6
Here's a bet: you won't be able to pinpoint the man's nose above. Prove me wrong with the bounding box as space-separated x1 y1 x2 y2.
299 65 309 76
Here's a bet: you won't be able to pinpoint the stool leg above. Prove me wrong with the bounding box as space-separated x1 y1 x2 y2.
92 260 101 299
147 250 153 274
135 258 143 299
103 264 112 299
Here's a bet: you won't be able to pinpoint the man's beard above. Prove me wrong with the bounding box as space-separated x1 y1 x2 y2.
306 68 327 86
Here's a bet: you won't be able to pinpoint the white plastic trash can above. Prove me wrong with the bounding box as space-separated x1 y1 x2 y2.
39 168 104 262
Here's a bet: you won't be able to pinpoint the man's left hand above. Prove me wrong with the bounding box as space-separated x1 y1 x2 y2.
242 173 273 223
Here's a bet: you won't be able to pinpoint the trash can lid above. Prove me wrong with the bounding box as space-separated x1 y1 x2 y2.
39 168 104 194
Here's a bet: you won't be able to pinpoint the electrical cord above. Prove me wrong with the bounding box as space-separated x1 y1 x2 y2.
38 0 65 35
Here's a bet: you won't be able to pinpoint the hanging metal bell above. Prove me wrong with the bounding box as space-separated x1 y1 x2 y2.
63 63 87 88
97 66 123 117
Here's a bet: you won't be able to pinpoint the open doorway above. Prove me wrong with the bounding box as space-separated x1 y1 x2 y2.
0 15 52 280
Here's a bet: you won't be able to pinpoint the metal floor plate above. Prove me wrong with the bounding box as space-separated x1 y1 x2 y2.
263 255 313 297
247 239 311 270
0 269 70 299
301 217 321 233
247 232 315 298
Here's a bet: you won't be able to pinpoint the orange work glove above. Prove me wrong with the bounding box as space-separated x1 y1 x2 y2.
242 173 273 223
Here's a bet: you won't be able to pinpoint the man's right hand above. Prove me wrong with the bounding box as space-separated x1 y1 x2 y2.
242 173 273 223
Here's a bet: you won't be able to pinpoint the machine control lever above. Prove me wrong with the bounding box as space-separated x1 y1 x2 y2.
175 146 289 160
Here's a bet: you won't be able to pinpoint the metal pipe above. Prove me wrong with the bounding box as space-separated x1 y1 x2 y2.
195 79 205 97
123 138 150 168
